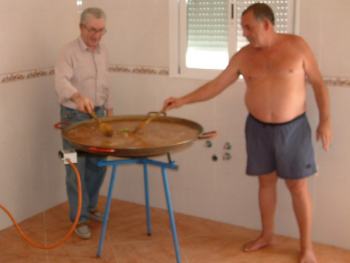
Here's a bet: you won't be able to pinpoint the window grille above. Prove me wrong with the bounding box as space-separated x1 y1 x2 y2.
169 0 297 78
186 0 229 69
236 0 292 50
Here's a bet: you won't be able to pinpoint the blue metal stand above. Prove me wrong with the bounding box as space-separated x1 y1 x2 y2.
96 157 181 263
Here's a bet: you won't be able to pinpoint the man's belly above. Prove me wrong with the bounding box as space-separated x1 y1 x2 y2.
245 92 306 123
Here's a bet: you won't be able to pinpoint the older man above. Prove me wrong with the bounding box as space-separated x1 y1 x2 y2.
55 7 112 239
163 3 331 263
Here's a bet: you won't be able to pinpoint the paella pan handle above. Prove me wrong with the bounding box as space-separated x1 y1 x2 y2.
147 111 166 116
53 121 70 130
198 131 217 140
87 147 116 154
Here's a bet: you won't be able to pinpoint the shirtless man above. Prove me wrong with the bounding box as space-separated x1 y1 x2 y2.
162 3 331 263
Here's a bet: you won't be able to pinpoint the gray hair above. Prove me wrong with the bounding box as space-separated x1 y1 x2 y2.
80 7 106 25
242 3 275 25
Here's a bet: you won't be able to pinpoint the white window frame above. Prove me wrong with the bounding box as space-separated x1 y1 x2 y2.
169 0 300 80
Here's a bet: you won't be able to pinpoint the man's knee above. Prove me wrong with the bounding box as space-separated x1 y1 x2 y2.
285 179 308 195
259 172 278 189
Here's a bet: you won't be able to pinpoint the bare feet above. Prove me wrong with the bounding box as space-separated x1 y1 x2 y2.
300 249 318 263
242 236 273 252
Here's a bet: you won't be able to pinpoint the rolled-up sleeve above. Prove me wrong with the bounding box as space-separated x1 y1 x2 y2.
55 38 112 110
54 48 78 104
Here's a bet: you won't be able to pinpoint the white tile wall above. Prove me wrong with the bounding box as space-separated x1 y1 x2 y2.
0 0 349 252
0 0 79 73
0 0 81 230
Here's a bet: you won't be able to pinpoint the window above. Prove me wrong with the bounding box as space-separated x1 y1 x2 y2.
169 0 298 79
76 0 84 8
236 0 297 51
186 0 229 70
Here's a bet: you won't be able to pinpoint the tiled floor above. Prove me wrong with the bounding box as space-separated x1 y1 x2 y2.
0 198 349 263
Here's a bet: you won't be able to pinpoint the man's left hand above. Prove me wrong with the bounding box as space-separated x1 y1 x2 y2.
316 120 332 151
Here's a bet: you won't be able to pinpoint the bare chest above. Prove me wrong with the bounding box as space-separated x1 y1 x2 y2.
240 48 304 80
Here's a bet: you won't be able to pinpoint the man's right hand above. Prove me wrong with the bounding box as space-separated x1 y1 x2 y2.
162 97 184 112
71 93 94 113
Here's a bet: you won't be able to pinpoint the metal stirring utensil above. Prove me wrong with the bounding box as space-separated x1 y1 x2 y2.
132 111 166 134
89 111 114 137
132 115 157 134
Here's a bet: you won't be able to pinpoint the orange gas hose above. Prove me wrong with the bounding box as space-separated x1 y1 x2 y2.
0 159 82 249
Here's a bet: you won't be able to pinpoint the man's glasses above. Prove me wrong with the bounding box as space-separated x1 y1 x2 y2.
82 25 107 35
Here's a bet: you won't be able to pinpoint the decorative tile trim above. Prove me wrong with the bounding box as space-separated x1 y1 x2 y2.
0 65 169 84
108 64 169 76
324 76 350 87
0 66 349 87
0 68 54 84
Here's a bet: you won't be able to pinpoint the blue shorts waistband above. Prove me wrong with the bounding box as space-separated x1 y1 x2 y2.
248 112 306 126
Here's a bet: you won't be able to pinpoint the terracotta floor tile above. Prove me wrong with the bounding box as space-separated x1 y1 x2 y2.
175 212 254 242
313 245 350 263
48 255 115 263
0 213 48 258
1 198 350 263
111 239 187 263
0 254 49 263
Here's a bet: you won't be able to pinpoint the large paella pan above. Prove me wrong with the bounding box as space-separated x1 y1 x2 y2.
61 113 212 157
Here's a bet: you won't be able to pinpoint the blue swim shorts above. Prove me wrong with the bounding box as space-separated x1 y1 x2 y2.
245 113 317 180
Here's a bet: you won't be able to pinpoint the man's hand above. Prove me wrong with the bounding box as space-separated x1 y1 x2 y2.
162 97 184 112
71 93 94 113
316 120 332 151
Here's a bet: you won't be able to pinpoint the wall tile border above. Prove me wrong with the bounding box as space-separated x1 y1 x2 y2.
324 76 350 87
0 66 349 87
0 64 169 84
0 68 55 84
108 64 169 75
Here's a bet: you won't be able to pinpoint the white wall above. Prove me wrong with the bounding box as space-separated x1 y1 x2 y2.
0 0 81 229
100 0 350 250
0 0 349 252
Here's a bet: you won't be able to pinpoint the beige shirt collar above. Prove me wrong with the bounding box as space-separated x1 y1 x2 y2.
78 37 101 53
